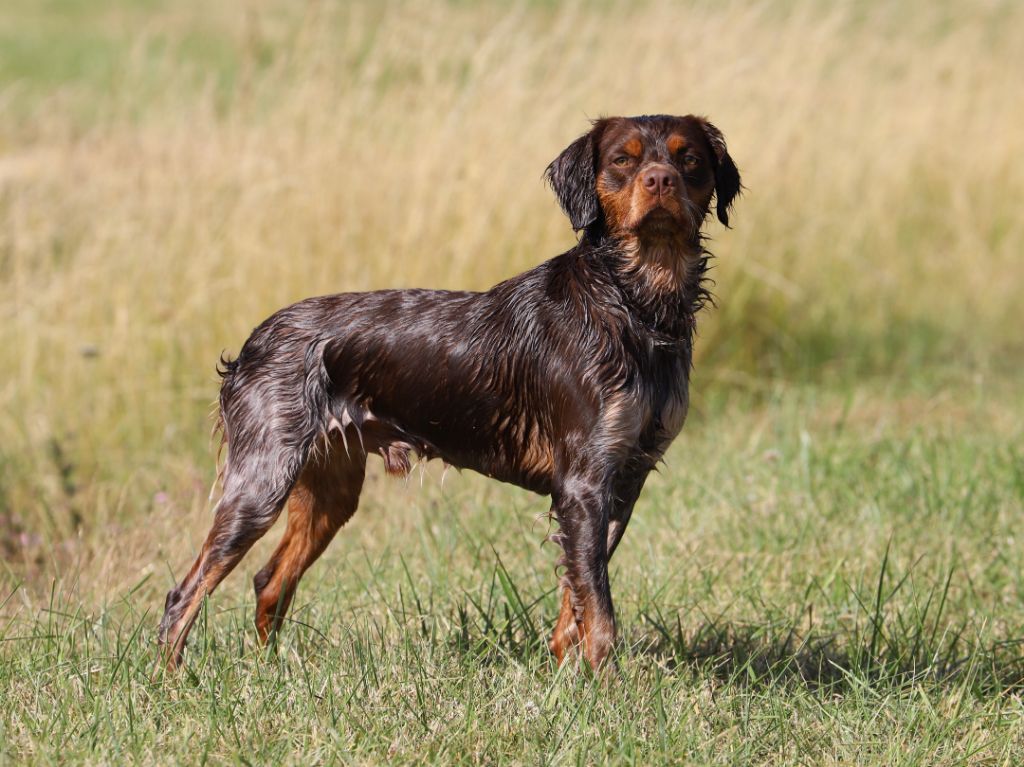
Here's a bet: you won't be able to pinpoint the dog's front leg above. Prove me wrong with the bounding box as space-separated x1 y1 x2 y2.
606 468 650 561
550 476 616 670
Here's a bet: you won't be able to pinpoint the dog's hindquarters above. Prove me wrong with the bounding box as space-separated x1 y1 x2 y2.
157 309 343 668
251 432 365 644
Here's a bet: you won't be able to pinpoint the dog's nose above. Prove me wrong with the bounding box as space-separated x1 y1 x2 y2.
642 166 678 196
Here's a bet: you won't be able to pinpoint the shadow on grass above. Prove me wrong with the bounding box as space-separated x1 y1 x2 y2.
446 593 1024 696
632 615 1024 696
442 552 1024 697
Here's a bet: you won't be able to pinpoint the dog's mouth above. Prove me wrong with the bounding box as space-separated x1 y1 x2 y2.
635 200 690 236
644 203 677 220
602 180 703 240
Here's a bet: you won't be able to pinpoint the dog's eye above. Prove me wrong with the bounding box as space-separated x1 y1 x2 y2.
612 156 633 167
682 154 701 168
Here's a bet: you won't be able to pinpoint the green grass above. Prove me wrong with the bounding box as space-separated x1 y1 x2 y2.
3 381 1023 764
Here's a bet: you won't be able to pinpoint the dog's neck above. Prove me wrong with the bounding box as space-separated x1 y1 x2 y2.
621 233 704 292
596 231 711 342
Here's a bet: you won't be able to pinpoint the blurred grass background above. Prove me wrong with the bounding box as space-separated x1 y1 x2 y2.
2 0 1021 536
1 1 1023 762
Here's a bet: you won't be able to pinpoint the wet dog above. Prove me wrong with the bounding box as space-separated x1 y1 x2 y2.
157 114 741 671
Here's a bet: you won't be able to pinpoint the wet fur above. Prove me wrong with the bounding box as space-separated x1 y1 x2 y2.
158 114 741 671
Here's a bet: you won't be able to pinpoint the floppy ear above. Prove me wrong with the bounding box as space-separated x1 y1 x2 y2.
700 119 741 227
545 126 600 233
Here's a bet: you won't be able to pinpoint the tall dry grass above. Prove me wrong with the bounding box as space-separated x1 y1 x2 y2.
0 0 1022 580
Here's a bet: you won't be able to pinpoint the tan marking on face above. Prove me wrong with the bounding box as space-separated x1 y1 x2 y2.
666 135 688 155
600 166 689 237
596 175 633 233
597 119 716 246
627 173 683 225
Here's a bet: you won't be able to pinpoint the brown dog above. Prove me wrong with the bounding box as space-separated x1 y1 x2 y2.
157 114 741 671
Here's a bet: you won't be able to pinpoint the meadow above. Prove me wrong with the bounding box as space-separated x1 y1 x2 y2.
1 0 1023 763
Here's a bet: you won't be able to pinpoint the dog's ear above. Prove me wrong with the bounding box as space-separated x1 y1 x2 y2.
545 124 601 233
700 119 741 227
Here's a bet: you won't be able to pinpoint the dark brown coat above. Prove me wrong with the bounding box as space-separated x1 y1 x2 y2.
158 114 741 671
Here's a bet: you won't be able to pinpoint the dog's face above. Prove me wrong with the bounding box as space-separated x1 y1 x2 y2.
546 114 741 240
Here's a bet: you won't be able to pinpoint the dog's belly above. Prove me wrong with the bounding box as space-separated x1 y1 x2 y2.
328 397 556 495
323 337 560 495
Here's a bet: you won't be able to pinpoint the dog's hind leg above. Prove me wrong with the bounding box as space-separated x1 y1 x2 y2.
157 450 303 671
252 435 366 645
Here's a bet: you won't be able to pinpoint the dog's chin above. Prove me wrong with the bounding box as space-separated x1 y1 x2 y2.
633 205 689 242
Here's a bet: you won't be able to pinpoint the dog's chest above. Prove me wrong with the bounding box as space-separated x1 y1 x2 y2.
635 338 691 453
655 381 689 448
652 358 690 449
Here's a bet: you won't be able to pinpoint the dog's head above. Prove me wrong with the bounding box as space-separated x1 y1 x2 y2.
545 115 741 242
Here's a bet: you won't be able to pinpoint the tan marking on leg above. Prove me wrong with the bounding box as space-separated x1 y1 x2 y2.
578 598 616 670
253 435 365 644
550 587 581 665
